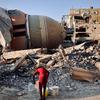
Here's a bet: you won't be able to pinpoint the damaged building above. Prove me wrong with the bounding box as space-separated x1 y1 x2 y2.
62 7 100 44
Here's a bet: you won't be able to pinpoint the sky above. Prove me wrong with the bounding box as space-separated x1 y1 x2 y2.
0 0 100 22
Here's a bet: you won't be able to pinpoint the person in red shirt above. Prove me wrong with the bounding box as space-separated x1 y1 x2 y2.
33 63 49 100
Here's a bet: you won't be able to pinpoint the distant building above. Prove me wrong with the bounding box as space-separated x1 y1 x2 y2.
62 7 100 43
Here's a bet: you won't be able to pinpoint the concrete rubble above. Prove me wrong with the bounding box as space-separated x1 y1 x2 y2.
0 40 100 99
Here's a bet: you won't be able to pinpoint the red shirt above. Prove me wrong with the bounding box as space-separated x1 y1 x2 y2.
35 67 49 86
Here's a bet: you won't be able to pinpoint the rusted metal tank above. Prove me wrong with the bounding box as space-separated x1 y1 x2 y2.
8 10 65 50
29 15 65 48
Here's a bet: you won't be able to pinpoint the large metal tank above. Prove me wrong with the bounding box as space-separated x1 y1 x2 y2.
8 9 65 50
29 15 65 48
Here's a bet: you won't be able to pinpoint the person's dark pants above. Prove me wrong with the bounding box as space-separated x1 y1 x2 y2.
39 82 46 100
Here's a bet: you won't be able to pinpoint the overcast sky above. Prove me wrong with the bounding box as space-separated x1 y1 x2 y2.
0 0 99 21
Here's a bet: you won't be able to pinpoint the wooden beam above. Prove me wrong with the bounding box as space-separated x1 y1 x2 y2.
3 48 41 59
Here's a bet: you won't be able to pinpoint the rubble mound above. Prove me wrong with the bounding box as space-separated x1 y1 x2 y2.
0 41 100 99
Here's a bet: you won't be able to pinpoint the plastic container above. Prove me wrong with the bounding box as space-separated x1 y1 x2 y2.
42 87 48 97
49 86 59 96
28 82 34 92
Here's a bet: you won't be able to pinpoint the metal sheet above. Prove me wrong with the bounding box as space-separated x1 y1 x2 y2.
29 15 42 48
46 17 64 48
10 36 27 50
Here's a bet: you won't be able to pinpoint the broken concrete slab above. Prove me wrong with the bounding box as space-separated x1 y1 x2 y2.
95 62 100 71
70 67 97 82
2 48 41 59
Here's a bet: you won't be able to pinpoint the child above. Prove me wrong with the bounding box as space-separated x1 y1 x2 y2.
33 63 49 100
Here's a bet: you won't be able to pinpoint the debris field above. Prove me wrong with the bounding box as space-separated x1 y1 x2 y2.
0 40 100 99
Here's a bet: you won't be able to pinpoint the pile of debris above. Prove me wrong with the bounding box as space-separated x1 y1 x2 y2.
0 40 100 98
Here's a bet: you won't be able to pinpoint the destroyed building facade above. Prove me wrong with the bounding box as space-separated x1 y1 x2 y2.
62 7 100 43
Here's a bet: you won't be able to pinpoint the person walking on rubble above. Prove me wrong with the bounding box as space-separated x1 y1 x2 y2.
33 62 49 100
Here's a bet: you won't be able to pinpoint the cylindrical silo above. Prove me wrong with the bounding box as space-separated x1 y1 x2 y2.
29 15 65 48
8 9 65 50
